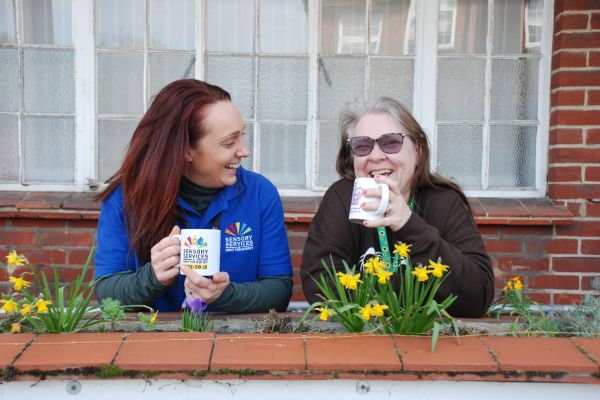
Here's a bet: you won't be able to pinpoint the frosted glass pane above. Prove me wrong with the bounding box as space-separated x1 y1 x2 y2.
369 58 414 111
493 0 541 55
22 0 72 45
0 0 16 44
0 48 19 112
206 0 254 52
371 0 413 55
258 57 308 120
148 54 195 102
240 124 254 171
489 125 536 188
24 49 74 114
205 55 255 119
98 119 138 183
96 0 144 49
321 0 366 54
436 124 482 189
149 0 194 50
318 57 365 120
98 52 144 115
438 0 487 55
260 124 306 187
491 58 539 120
23 116 74 183
260 0 307 53
0 115 19 181
437 58 485 120
317 122 340 186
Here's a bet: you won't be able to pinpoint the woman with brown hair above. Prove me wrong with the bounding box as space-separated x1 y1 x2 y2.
94 79 292 312
300 97 494 317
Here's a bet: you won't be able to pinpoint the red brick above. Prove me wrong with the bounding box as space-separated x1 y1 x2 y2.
483 238 522 253
585 166 600 181
553 70 600 88
548 147 598 163
287 235 307 251
285 223 310 233
586 201 600 217
528 274 579 290
591 51 600 67
15 192 71 210
581 239 600 254
528 292 552 304
556 220 600 236
553 257 600 272
291 253 303 268
68 249 95 265
552 51 588 70
21 249 67 265
553 293 584 305
500 226 552 236
66 220 99 229
544 238 579 254
38 231 93 247
588 90 600 106
551 89 585 106
581 275 600 290
592 13 600 29
547 166 581 182
555 13 589 31
548 183 600 199
554 31 600 50
496 256 550 272
10 218 65 228
291 286 305 302
555 0 600 12
477 225 498 235
0 230 36 246
565 201 583 217
554 109 600 126
0 192 28 208
587 128 600 144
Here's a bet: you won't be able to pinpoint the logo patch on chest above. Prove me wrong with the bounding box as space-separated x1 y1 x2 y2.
224 221 254 252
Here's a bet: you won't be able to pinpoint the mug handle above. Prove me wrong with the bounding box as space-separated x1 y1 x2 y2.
375 183 390 216
171 234 183 270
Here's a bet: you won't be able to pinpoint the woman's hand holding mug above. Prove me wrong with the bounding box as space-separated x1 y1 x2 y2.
150 225 182 286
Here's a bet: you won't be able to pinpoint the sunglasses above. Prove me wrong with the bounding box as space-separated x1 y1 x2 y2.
347 132 412 157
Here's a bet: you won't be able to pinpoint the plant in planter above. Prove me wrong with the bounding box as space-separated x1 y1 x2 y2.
181 297 212 332
301 242 458 350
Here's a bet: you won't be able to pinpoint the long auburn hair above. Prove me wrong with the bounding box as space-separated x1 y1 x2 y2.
335 97 471 210
94 79 231 264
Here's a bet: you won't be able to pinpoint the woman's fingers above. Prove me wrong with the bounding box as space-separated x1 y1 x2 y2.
150 226 182 286
182 267 229 303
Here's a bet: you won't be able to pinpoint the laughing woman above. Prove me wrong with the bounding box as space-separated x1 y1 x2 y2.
94 79 293 313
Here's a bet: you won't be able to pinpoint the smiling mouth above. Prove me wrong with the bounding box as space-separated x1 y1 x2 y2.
225 163 240 170
369 169 393 177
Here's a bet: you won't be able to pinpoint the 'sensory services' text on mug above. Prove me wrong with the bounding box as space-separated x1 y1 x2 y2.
174 229 220 276
348 177 390 224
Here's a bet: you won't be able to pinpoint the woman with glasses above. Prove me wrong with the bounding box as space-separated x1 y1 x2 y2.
300 97 494 317
94 79 293 313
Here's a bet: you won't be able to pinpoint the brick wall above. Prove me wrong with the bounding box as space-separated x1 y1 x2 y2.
1 1 599 306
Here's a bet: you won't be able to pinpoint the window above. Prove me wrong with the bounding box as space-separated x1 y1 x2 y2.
0 0 552 197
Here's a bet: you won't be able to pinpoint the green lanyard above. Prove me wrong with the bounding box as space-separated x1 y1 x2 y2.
377 198 414 272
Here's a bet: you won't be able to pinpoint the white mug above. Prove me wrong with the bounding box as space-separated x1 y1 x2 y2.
174 229 221 277
348 177 390 224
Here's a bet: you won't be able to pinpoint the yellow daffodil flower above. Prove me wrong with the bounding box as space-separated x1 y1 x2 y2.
20 303 32 316
503 280 514 291
359 304 373 320
1 299 19 313
344 273 363 290
512 277 524 290
393 242 412 258
9 276 31 291
411 266 429 282
336 271 350 287
10 323 21 334
376 270 393 284
428 260 449 278
6 250 28 266
372 303 389 317
364 257 384 275
315 306 331 321
150 311 158 324
35 298 52 314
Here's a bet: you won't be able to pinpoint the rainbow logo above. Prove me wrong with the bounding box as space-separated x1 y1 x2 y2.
225 222 252 236
182 235 208 249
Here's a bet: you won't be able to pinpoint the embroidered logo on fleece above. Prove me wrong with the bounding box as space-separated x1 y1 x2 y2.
224 222 254 252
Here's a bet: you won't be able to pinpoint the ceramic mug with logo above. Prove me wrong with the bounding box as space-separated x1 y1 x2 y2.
348 177 390 224
175 229 221 276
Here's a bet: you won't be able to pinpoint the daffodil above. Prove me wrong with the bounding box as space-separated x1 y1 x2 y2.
6 250 28 266
372 303 389 317
503 280 513 291
35 298 52 314
10 323 21 334
336 271 350 287
336 272 362 290
20 303 32 316
393 242 412 258
9 276 31 291
364 256 384 275
1 299 19 313
150 311 158 324
428 260 449 278
359 304 373 320
411 266 429 282
315 306 331 321
512 277 524 290
375 269 393 284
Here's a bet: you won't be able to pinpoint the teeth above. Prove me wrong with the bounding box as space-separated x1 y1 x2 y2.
369 169 392 177
225 164 240 169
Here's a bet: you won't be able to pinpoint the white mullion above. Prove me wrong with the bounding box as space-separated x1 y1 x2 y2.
15 0 23 185
143 0 148 110
254 0 260 173
413 0 438 170
73 0 96 190
482 0 494 191
195 0 203 79
306 0 319 192
365 0 370 98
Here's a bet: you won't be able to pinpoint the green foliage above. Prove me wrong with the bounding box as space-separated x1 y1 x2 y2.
100 298 126 331
138 311 159 331
554 277 600 337
181 309 212 332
